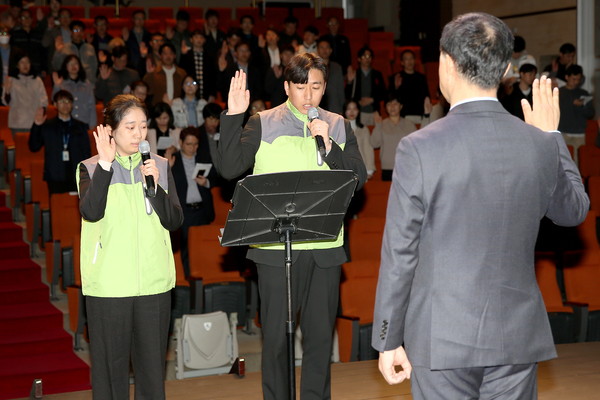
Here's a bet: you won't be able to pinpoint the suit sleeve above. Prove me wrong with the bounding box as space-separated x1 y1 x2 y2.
372 136 424 352
545 132 589 226
325 120 367 190
148 165 184 231
213 112 261 180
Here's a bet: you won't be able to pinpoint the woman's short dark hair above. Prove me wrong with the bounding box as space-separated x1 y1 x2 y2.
440 12 513 89
58 54 86 82
53 89 74 104
103 94 148 130
149 102 175 130
202 102 223 120
180 127 200 142
8 49 33 78
284 53 328 84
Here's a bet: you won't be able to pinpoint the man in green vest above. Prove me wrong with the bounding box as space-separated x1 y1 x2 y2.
215 53 367 400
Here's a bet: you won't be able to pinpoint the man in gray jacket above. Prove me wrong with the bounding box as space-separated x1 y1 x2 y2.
372 12 589 400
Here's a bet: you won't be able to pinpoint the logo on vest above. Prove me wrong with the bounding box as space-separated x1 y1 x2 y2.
204 322 212 331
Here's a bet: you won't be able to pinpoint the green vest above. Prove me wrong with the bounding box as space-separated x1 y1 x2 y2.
77 152 175 297
253 101 347 251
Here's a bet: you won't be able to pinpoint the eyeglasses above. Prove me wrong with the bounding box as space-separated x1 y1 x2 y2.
152 39 164 43
72 28 82 33
0 32 8 36
57 99 73 104
184 81 198 87
360 54 372 59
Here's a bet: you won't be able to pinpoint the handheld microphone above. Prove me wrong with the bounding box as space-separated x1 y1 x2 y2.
138 140 156 198
308 107 326 166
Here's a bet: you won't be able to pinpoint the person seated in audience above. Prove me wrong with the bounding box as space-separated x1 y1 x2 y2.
543 42 576 87
52 20 97 84
165 127 216 277
166 10 192 64
199 102 222 150
9 8 46 77
218 41 262 103
123 10 152 76
2 50 48 135
279 16 302 50
317 37 344 114
52 54 96 128
297 25 319 55
90 15 113 60
389 49 430 124
171 76 208 129
500 62 537 121
244 98 266 125
239 14 260 65
259 28 281 70
129 79 149 106
29 89 90 194
264 45 294 108
221 28 242 67
558 64 595 161
95 45 140 105
346 45 387 126
179 30 216 102
143 42 187 106
344 99 375 179
320 16 351 73
370 94 417 181
203 8 226 63
41 7 71 72
146 101 181 155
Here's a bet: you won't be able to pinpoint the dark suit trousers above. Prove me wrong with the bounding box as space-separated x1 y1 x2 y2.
86 292 171 400
411 363 537 400
257 251 341 400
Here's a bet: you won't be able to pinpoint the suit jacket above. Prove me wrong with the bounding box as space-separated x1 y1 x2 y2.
372 100 589 369
345 68 387 114
179 49 217 100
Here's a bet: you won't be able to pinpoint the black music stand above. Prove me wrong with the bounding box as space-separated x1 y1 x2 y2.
221 170 359 400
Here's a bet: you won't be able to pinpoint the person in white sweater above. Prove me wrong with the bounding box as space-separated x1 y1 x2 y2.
170 75 207 128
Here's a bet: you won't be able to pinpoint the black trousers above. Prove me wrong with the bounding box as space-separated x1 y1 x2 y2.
257 251 341 400
86 292 171 400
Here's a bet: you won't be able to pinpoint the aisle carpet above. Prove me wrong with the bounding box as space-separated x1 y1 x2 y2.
0 191 90 399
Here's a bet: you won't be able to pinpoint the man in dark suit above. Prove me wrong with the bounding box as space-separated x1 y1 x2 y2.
372 12 589 399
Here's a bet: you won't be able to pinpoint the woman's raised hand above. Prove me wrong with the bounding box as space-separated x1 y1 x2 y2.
227 70 250 115
93 125 116 164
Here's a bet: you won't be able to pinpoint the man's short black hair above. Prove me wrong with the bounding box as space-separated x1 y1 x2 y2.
559 43 576 54
513 36 526 53
112 45 128 59
203 102 223 120
69 20 84 31
284 53 328 84
234 41 250 52
239 14 254 25
317 37 332 47
94 15 108 24
357 46 373 59
132 9 145 19
283 16 298 25
191 29 206 38
440 12 513 89
519 63 537 74
400 49 415 59
53 89 74 104
565 64 583 77
176 10 190 22
58 8 71 17
159 42 176 55
385 92 403 105
304 25 319 36
205 9 219 20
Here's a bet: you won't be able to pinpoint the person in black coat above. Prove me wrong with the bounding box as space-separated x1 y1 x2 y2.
179 30 217 102
166 127 216 277
28 90 91 194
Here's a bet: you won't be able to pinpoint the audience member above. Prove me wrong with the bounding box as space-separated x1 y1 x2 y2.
203 9 226 62
41 7 71 72
260 28 281 69
264 45 294 107
344 99 375 178
29 89 91 194
198 102 223 160
370 94 417 181
129 79 149 105
504 35 536 84
218 41 262 103
317 38 344 114
428 87 449 123
52 54 96 128
389 49 430 123
2 51 48 135
320 17 351 72
147 32 165 71
500 63 537 120
165 127 216 276
90 15 113 57
221 28 242 66
0 23 13 86
143 42 187 106
279 16 302 50
171 76 208 129
297 25 318 55
9 9 45 77
239 14 260 64
52 20 97 84
244 98 266 124
146 101 181 154
35 0 61 33
346 45 387 125
558 64 595 161
179 30 216 102
123 10 152 76
95 45 140 105
543 42 576 86
166 10 192 64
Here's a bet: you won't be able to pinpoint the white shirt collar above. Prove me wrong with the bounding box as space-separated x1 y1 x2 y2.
450 97 498 111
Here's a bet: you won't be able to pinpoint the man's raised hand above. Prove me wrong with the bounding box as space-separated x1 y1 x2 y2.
521 75 560 132
227 70 250 115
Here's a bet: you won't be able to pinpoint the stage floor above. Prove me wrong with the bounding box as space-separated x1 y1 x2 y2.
37 342 600 399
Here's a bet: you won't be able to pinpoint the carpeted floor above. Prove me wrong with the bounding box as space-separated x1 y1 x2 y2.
0 191 90 399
